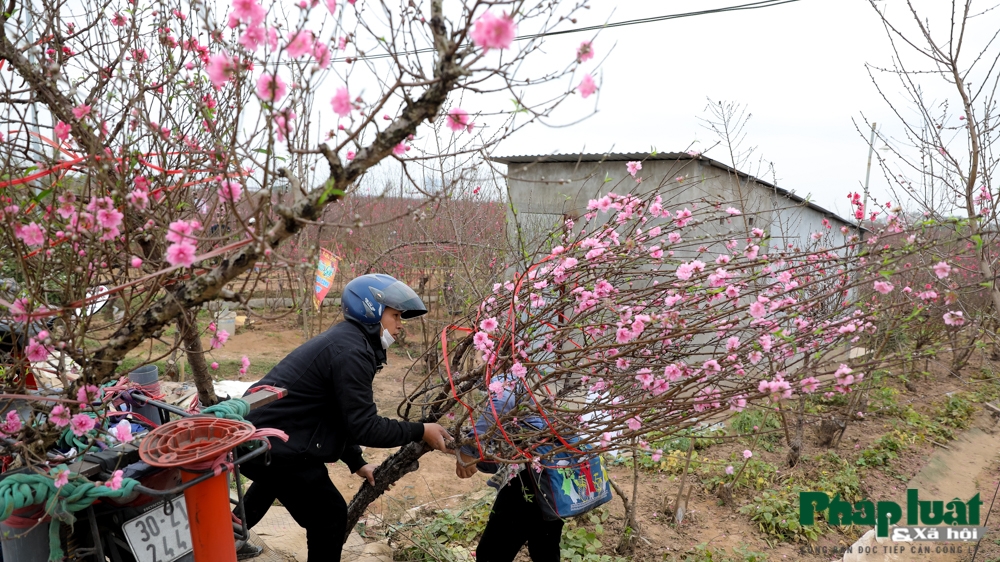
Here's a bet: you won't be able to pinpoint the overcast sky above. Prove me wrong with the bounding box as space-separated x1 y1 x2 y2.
489 0 996 221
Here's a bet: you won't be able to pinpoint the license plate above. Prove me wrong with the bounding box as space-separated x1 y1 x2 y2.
122 496 192 562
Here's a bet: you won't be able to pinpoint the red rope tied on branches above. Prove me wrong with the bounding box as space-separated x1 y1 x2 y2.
0 129 253 264
104 375 166 401
0 237 255 322
441 249 592 465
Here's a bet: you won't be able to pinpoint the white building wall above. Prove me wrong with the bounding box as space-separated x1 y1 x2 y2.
500 156 854 259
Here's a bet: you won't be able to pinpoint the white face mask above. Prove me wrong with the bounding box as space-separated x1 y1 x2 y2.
380 326 395 349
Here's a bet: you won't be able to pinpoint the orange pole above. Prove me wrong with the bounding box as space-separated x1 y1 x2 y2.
181 470 237 562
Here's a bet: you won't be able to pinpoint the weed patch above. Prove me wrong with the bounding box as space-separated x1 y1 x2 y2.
665 543 769 562
936 393 977 429
391 496 492 561
559 510 627 562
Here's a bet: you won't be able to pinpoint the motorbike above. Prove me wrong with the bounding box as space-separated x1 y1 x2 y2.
0 318 281 562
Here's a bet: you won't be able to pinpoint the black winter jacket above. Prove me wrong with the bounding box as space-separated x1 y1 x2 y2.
244 318 424 472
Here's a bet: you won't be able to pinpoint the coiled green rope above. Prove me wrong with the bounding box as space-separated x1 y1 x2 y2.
201 398 250 421
9 397 252 559
0 466 138 561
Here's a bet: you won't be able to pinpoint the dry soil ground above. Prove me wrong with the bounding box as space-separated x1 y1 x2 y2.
195 316 1000 562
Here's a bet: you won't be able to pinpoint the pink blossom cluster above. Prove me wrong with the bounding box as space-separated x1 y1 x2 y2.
165 219 202 268
454 187 953 460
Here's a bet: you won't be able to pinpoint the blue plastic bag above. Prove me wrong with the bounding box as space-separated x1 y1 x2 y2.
529 441 612 521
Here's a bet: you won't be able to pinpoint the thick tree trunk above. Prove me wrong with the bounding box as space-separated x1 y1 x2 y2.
343 441 428 542
180 309 218 407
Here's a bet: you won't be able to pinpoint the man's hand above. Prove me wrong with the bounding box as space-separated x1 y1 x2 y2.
355 463 378 486
422 423 453 452
455 451 479 479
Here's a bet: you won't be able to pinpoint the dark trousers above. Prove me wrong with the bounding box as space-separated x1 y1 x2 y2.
475 472 564 562
240 456 347 562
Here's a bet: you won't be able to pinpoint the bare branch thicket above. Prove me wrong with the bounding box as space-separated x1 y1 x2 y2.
866 0 1000 314
0 0 596 491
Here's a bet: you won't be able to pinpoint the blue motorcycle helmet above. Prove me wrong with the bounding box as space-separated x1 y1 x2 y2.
342 273 427 325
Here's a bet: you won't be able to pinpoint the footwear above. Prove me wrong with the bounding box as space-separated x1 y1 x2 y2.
487 471 507 490
236 539 263 560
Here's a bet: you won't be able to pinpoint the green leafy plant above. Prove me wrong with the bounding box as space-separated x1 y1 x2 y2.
900 404 954 441
822 465 862 504
936 393 976 429
701 456 776 493
559 509 627 562
740 486 822 544
392 497 493 561
856 433 904 468
867 384 902 417
627 449 702 475
728 409 782 451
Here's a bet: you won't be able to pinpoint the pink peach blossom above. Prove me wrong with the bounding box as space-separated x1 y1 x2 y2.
166 242 197 268
15 222 45 247
943 310 965 326
577 74 596 98
256 73 287 102
284 30 314 58
470 11 515 51
445 108 474 133
231 0 266 25
113 420 133 443
72 104 91 119
54 467 70 488
166 219 200 243
106 470 124 491
0 410 22 435
70 413 96 436
55 121 71 142
77 384 100 404
274 110 295 142
217 179 242 202
331 87 351 116
313 41 331 69
511 362 527 379
50 405 71 427
933 261 951 278
210 329 230 349
25 339 49 362
873 281 893 294
205 52 236 88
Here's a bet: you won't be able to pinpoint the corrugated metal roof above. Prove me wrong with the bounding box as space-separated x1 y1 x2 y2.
490 152 862 228
491 152 698 164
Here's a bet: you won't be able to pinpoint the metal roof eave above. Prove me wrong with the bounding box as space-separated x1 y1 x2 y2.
489 152 868 232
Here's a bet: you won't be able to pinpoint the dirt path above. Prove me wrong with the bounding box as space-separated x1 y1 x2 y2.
844 414 1000 562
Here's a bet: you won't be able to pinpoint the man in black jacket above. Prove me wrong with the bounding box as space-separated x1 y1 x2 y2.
240 274 452 561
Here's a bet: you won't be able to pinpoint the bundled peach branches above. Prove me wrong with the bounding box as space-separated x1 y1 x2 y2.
405 180 971 465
